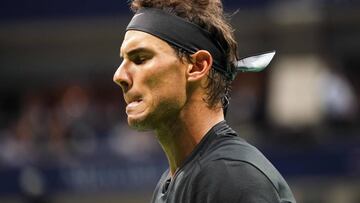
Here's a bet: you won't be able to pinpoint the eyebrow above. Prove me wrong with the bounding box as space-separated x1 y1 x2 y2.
120 47 153 59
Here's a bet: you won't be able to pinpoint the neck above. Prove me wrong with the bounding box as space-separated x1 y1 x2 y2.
155 100 224 176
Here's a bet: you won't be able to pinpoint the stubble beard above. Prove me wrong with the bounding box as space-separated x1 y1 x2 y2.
127 99 183 132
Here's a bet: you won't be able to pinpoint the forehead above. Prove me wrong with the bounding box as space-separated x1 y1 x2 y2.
121 30 172 55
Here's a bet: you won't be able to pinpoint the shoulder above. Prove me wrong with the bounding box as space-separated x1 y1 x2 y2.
192 131 295 203
191 159 281 203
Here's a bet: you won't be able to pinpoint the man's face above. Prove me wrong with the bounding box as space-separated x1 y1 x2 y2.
113 31 189 130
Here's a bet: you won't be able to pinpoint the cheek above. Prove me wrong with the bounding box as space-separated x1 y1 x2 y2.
147 59 186 88
145 63 187 104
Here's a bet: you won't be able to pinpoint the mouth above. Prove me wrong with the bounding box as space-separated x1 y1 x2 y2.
127 98 142 106
125 98 145 115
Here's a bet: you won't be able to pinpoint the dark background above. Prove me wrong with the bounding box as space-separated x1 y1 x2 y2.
0 1 359 203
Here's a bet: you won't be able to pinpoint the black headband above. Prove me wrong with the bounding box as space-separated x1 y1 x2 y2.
126 8 275 81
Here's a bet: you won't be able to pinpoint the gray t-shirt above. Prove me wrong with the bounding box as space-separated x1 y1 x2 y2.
151 121 296 203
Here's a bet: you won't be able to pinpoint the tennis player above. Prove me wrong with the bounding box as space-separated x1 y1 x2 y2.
113 0 296 202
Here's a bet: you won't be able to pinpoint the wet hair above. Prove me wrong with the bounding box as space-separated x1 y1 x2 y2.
130 0 238 109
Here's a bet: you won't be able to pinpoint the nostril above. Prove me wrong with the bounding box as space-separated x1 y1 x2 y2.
120 81 129 91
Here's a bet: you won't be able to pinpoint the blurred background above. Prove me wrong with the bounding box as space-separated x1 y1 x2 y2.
0 0 359 202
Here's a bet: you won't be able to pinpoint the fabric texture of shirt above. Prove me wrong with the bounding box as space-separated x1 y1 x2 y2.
151 121 296 203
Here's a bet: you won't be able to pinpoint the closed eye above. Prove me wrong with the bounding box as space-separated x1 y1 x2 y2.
131 55 149 65
125 47 154 66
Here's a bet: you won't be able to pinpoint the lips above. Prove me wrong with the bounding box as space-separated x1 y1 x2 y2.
127 99 142 107
125 98 145 115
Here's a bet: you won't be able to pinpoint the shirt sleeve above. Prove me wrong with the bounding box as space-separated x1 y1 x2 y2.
190 159 282 203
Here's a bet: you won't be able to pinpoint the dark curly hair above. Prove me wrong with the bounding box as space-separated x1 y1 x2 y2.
130 0 238 110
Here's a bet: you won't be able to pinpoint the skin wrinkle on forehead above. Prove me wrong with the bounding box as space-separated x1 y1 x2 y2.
120 30 152 58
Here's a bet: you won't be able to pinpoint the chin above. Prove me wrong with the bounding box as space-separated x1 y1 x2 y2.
127 113 154 131
126 101 181 131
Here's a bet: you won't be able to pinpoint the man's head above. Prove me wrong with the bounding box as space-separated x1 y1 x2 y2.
130 0 238 108
113 0 238 130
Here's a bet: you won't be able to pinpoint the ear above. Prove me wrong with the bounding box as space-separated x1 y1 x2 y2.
187 50 213 82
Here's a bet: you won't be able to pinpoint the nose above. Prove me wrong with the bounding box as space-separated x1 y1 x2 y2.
113 61 132 92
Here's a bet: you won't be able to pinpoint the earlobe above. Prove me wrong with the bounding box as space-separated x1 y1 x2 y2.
187 50 213 82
